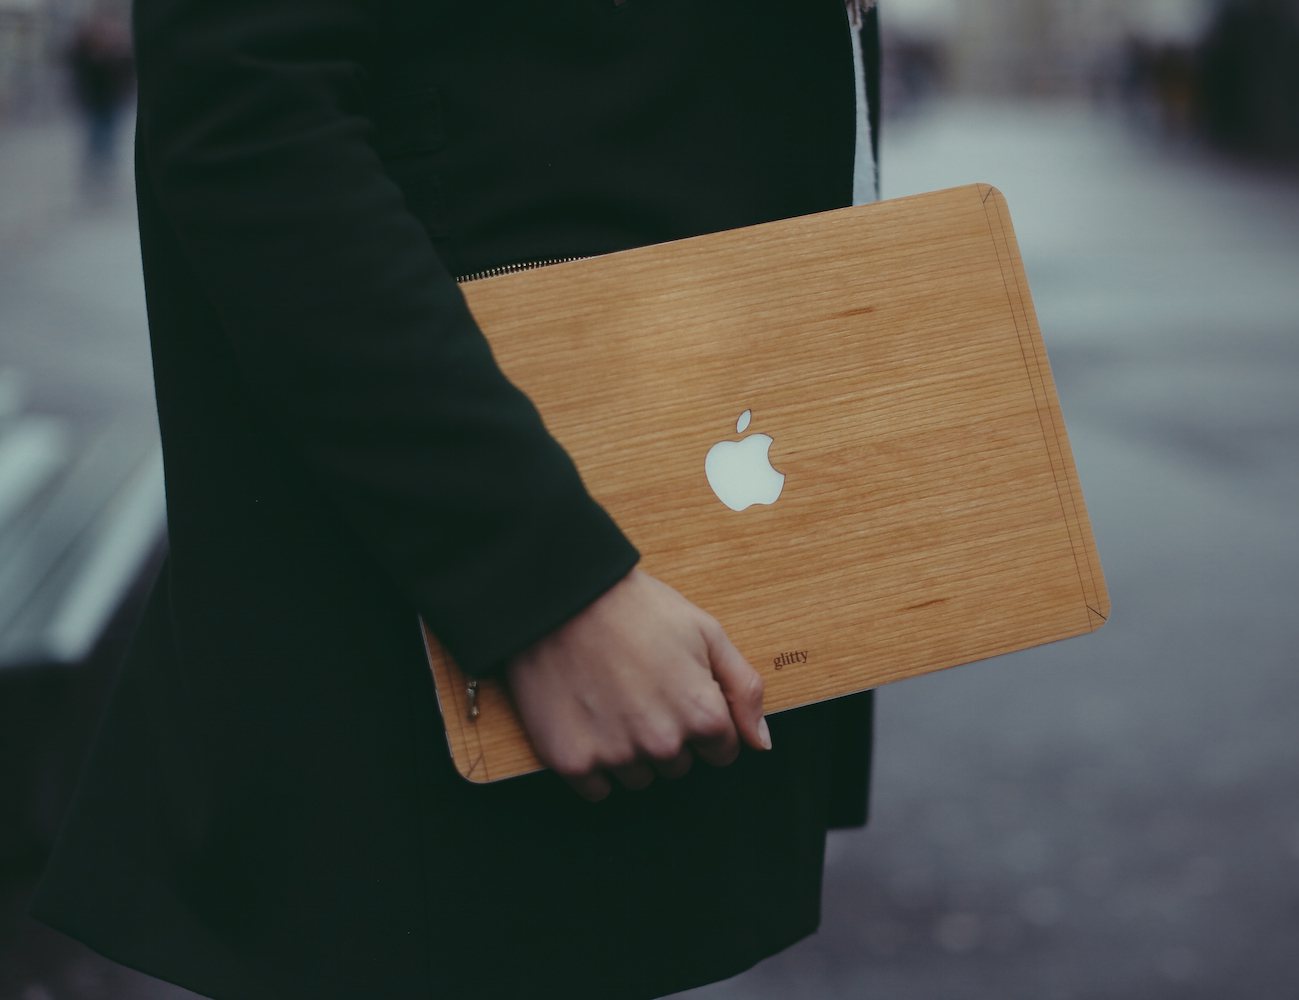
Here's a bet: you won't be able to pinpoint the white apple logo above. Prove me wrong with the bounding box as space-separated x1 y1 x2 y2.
705 409 785 512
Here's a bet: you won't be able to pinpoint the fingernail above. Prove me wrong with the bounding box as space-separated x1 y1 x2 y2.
758 717 772 750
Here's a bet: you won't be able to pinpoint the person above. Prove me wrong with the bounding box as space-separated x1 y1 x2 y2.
65 8 135 196
32 2 881 997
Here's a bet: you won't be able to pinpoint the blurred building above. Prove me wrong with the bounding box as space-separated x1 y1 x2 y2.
0 0 49 117
882 0 1299 161
885 0 1218 95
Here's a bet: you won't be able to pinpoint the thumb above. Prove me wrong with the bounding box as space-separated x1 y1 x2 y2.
703 619 772 752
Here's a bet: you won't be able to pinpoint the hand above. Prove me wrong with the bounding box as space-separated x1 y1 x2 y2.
504 569 771 802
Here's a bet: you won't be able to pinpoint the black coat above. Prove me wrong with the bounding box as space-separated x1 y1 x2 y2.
34 3 879 998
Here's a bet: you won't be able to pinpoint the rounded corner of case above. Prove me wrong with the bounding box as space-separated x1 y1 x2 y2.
457 766 494 785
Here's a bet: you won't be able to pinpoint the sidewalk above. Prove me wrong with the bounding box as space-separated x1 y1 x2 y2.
0 108 160 672
0 115 135 252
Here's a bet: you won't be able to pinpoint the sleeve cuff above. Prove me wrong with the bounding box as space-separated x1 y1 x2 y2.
417 499 640 679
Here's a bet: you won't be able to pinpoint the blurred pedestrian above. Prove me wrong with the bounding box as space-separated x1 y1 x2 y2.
33 2 880 998
66 9 134 197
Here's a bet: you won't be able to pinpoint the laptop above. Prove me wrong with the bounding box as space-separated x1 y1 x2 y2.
421 183 1109 782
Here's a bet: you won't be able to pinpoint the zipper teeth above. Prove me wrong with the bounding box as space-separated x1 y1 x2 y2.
455 256 589 284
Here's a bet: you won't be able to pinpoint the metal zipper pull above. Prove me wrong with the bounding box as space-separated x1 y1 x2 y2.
466 679 480 722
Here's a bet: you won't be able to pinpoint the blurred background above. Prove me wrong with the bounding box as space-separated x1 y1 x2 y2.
1 0 1297 997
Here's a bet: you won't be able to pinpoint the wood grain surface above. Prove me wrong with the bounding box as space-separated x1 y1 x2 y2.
420 183 1109 783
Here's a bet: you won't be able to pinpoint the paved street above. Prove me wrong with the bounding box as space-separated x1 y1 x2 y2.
3 102 1298 999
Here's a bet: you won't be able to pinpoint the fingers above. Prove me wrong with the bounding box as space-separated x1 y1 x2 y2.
703 619 771 754
653 748 694 781
610 760 656 791
564 770 613 803
559 743 694 802
686 694 742 768
505 568 768 807
613 740 696 787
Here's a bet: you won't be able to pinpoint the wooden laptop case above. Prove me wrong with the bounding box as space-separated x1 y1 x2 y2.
420 184 1109 783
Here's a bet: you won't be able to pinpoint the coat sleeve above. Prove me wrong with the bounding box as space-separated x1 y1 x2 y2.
132 0 639 678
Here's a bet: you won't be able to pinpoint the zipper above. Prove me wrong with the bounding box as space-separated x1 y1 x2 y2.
455 255 590 284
